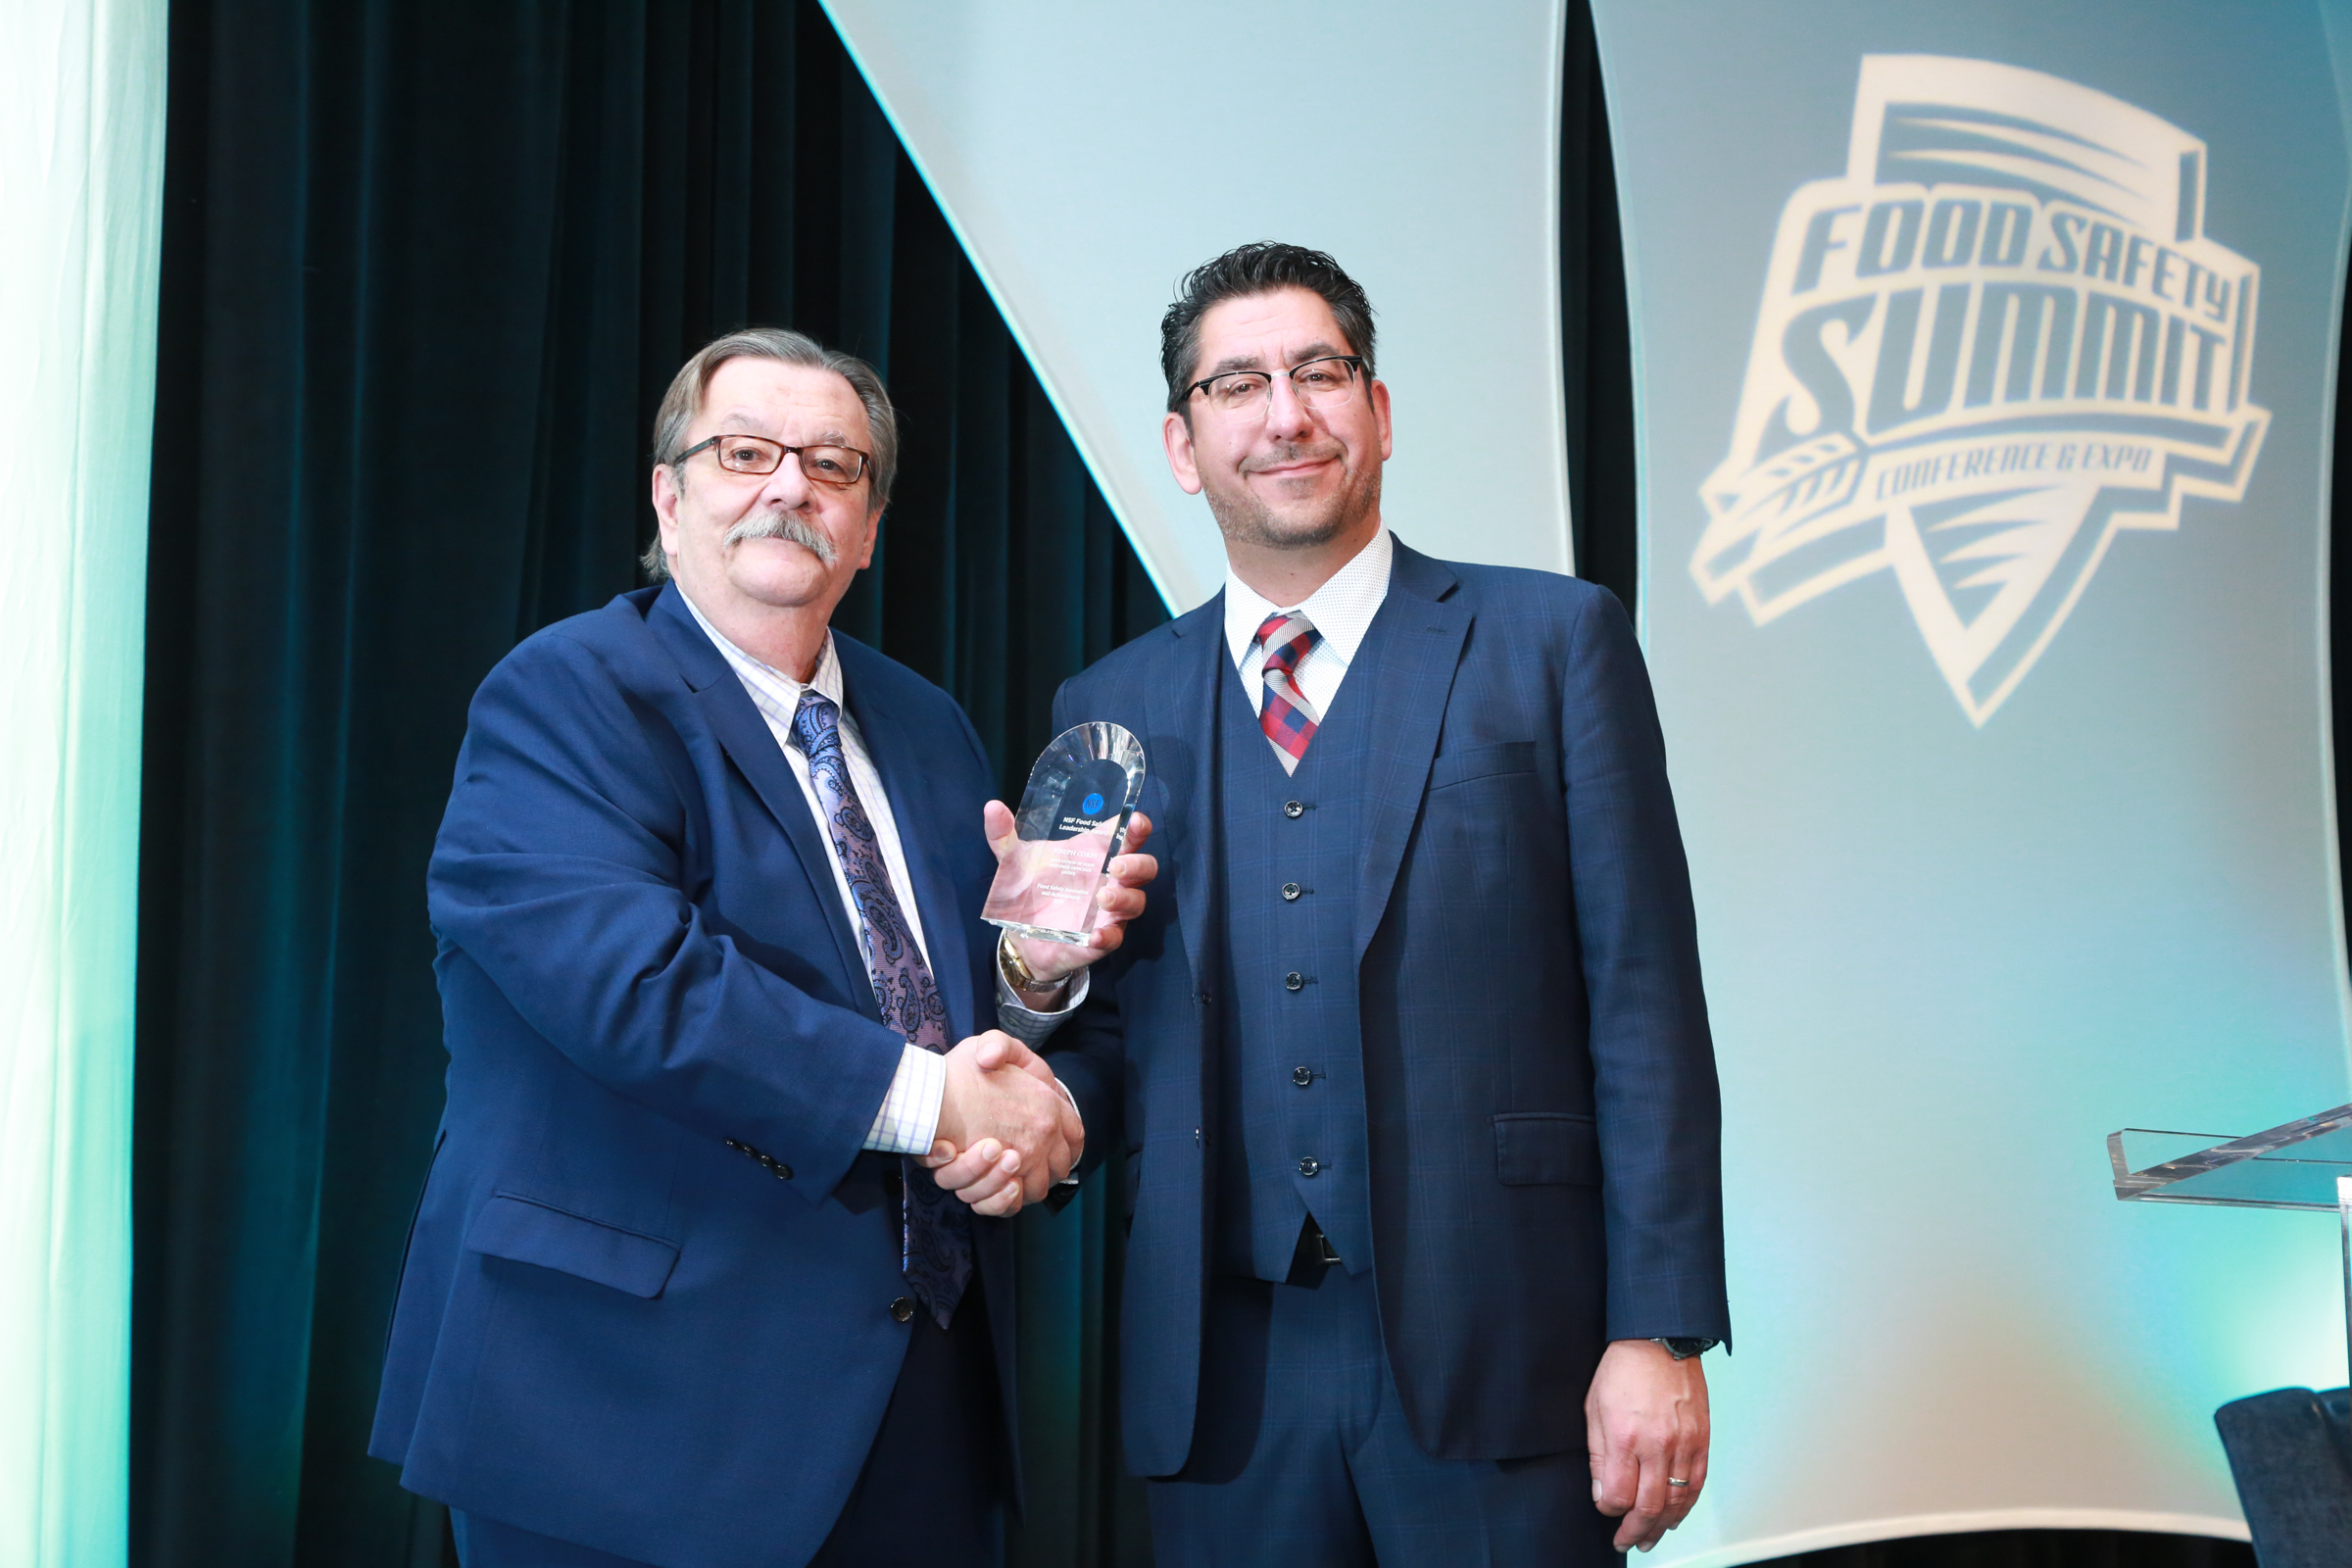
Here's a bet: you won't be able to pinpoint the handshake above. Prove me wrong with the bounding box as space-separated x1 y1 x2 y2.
918 807 1156 1217
920 1031 1086 1218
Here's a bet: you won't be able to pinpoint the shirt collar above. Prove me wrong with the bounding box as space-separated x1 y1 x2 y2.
673 583 844 710
1222 526 1395 668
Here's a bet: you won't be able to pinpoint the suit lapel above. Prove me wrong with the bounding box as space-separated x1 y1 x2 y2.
838 639 978 1043
649 588 879 1022
1350 543 1471 958
1143 593 1227 1002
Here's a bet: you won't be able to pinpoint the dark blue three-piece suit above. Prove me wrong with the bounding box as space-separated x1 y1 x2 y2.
1044 539 1730 1562
370 584 1021 1568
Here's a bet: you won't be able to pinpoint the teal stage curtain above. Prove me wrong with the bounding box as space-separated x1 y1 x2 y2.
134 3 1157 1562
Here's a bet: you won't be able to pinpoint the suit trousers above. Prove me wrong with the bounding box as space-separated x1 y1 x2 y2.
452 1261 1005 1568
1148 1265 1618 1568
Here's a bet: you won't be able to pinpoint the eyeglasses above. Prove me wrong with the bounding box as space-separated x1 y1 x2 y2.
673 433 871 488
1186 355 1366 417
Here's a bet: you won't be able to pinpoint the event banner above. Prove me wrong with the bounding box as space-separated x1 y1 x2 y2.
1593 2 2352 1559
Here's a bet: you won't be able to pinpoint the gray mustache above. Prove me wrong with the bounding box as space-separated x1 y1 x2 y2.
725 511 838 564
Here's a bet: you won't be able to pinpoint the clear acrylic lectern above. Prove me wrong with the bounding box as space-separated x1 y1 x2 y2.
2108 1103 2352 1375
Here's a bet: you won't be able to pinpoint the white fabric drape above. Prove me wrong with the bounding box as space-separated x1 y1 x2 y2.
818 0 1576 612
0 0 167 1560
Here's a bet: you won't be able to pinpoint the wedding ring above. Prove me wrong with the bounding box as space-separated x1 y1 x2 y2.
1667 1477 1690 1488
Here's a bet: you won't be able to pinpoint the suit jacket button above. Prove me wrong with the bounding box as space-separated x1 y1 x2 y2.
1284 972 1304 992
1298 1156 1321 1178
1292 1065 1313 1087
1284 801 1304 818
772 1163 793 1180
890 1297 916 1323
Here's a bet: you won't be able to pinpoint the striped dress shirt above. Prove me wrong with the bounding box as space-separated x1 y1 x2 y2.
675 588 1080 1155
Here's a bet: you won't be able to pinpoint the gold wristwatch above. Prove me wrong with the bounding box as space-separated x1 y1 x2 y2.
999 932 1053 995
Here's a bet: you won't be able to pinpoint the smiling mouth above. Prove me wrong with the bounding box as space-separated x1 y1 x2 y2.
1244 438 1344 480
1249 457 1335 480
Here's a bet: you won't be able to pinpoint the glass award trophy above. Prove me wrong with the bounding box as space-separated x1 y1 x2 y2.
983 722 1147 946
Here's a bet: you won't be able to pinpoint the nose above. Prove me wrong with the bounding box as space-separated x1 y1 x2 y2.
1262 370 1315 438
756 450 815 510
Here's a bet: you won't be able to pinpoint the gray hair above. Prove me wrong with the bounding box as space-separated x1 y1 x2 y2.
641 327 899 579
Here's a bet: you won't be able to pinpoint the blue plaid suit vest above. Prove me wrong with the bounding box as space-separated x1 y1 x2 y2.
1212 654 1378 1281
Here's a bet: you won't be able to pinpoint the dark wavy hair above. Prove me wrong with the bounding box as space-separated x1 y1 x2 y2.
1159 242 1377 415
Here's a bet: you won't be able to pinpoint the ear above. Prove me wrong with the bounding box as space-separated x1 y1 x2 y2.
651 463 684 563
1370 378 1394 463
1162 411 1203 496
856 504 884 571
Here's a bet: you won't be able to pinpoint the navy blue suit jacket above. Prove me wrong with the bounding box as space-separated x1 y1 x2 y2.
369 585 1016 1568
1047 539 1730 1476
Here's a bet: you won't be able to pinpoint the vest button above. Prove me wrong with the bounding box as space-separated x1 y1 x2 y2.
1284 971 1304 992
1298 1156 1322 1178
1284 801 1304 818
1281 882 1301 901
890 1297 916 1324
1292 1065 1313 1087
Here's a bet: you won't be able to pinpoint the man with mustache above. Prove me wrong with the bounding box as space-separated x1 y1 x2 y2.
371 328 1153 1566
1009 244 1729 1564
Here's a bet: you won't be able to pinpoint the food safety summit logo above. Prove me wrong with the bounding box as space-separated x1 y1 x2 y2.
1694 56 2266 724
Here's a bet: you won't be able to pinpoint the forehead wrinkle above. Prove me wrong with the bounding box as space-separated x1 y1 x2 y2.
706 412 860 449
1204 339 1348 379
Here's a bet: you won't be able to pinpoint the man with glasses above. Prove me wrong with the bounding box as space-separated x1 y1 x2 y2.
370 328 1153 1566
1004 244 1729 1564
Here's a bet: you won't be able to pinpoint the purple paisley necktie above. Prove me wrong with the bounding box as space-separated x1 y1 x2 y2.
790 688 971 1327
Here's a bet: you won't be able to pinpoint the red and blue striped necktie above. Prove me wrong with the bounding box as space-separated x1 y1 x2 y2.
1254 611 1323 774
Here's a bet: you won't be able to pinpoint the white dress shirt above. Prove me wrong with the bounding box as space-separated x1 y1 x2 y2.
678 589 1086 1161
1222 525 1396 710
676 590 951 1152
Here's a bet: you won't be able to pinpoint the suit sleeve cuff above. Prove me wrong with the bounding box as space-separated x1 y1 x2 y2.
862 1043 947 1154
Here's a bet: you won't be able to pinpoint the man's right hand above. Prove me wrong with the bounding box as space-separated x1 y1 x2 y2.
926 1031 1082 1217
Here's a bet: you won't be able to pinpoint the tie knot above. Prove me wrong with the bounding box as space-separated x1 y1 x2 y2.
789 687 841 756
1255 612 1320 676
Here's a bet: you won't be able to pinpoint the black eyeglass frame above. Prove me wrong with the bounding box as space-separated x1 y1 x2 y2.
1185 354 1369 408
670 433 873 487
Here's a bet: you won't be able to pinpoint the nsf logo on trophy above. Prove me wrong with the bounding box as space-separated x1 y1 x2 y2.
1695 56 2268 724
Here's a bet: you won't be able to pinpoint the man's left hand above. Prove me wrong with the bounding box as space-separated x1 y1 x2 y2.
987 804 1156 991
1587 1339 1710 1552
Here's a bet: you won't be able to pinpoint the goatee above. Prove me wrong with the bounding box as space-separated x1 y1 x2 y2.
1204 441 1380 552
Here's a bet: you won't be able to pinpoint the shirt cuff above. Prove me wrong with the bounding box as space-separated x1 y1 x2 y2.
995 960 1088 1165
996 961 1088 1045
862 1043 948 1154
